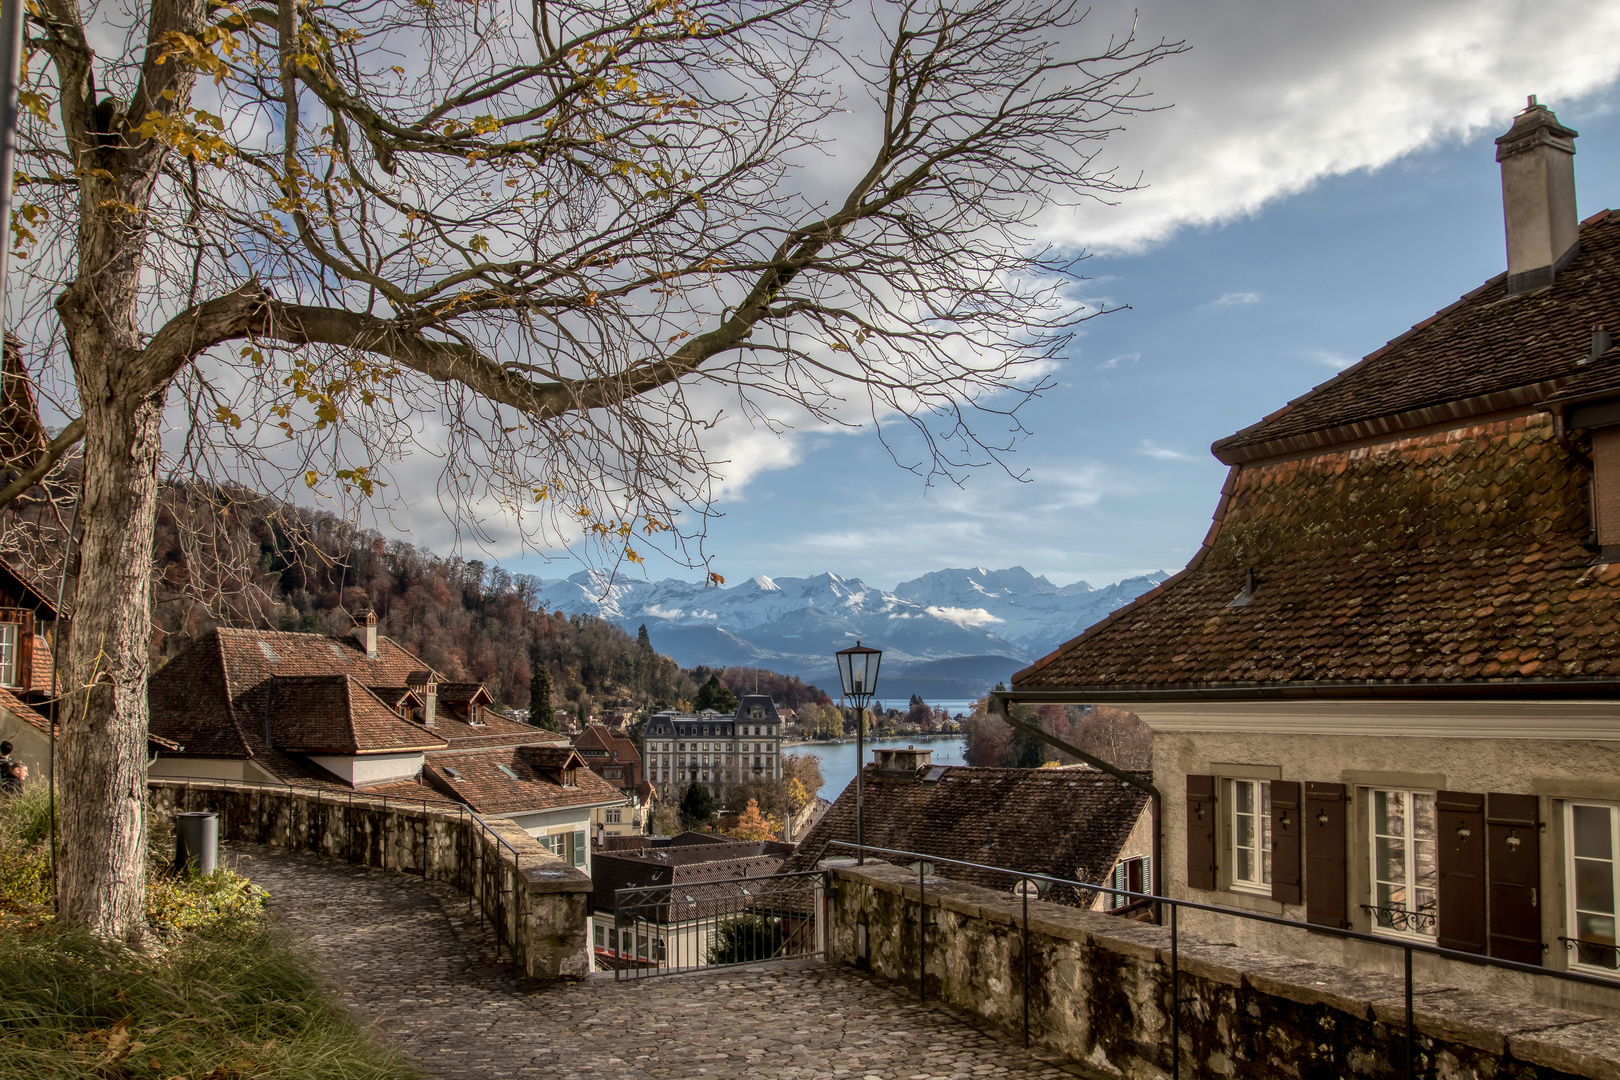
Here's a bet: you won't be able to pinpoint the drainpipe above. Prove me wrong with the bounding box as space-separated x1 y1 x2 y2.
989 692 1164 918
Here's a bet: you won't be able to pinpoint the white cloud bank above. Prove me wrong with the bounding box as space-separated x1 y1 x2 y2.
1042 0 1620 254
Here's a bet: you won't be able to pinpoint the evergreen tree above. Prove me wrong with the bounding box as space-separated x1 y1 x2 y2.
680 782 717 827
531 661 556 730
637 624 652 651
693 673 738 714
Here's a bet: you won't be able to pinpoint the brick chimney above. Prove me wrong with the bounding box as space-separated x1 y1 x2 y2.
872 746 932 775
352 610 378 659
1495 96 1579 296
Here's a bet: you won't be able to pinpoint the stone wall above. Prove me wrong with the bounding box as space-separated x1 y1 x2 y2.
150 780 591 980
827 861 1620 1079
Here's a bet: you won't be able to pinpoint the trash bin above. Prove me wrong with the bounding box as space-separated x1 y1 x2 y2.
174 811 219 875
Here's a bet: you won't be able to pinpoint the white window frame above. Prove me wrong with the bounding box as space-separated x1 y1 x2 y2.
1564 800 1620 974
1228 778 1272 895
1366 787 1439 941
0 622 19 688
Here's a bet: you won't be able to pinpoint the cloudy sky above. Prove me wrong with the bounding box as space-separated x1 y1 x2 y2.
482 0 1620 590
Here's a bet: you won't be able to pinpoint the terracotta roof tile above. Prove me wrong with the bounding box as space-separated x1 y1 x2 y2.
783 763 1150 898
265 675 447 755
423 745 622 815
1017 414 1618 692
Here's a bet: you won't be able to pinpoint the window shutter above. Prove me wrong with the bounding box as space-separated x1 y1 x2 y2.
1111 861 1126 908
1271 780 1303 905
1305 782 1349 929
1487 792 1543 965
18 611 32 690
1186 774 1218 890
1141 855 1152 900
1436 790 1487 954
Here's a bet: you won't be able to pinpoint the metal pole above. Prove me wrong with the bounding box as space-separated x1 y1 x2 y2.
1405 946 1414 1080
0 0 25 314
1022 886 1030 1048
46 496 78 910
855 701 864 865
917 860 925 1002
1171 902 1180 1079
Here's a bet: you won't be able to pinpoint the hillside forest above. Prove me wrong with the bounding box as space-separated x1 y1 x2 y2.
0 477 830 719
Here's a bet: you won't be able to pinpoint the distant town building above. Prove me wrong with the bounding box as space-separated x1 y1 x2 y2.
642 694 783 792
0 554 63 787
572 722 653 837
589 833 795 969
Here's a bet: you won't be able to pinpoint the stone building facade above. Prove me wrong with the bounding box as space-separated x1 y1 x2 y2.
642 694 783 794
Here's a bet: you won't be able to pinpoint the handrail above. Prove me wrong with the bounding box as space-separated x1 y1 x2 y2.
829 839 1620 1080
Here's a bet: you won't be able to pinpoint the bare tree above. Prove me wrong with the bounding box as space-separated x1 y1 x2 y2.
5 0 1180 936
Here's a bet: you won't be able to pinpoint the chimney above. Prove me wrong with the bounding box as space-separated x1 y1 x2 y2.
872 746 932 775
352 610 378 659
1496 96 1579 295
422 680 438 727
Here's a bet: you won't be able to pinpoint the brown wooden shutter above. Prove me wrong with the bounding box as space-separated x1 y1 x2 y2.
1186 774 1218 890
1436 790 1486 953
1487 792 1543 965
1271 780 1302 905
18 610 33 690
1305 782 1349 928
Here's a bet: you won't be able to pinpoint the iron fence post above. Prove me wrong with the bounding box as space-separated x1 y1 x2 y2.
1171 901 1180 1080
1405 945 1414 1080
918 862 926 1003
615 889 623 982
1022 885 1030 1049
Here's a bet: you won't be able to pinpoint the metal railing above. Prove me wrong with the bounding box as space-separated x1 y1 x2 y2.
828 841 1620 1080
609 868 824 979
157 776 533 963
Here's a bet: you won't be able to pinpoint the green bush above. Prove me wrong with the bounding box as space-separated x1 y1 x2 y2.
706 913 786 965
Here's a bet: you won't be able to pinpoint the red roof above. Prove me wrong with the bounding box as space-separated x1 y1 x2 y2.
423 745 623 815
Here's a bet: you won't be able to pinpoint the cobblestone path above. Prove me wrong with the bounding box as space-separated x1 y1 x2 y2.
233 843 1095 1080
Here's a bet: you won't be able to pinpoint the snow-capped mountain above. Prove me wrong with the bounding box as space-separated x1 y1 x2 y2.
536 566 1168 696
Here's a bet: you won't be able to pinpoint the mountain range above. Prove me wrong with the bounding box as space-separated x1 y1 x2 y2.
536 566 1169 702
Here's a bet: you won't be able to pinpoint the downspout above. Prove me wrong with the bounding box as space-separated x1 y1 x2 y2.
989 691 1164 918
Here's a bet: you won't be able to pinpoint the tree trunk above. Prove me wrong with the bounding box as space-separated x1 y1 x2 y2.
56 378 166 938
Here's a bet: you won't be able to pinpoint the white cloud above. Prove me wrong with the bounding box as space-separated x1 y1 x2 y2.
1040 0 1620 254
1305 349 1358 370
1137 440 1193 461
1096 352 1141 371
923 605 1004 629
1204 291 1262 308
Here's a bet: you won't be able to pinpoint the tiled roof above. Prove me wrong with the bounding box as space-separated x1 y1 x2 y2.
1212 210 1620 464
438 682 492 706
1016 413 1620 692
265 675 447 755
427 707 550 749
572 723 642 771
783 764 1150 895
0 684 50 737
25 633 53 695
423 745 622 815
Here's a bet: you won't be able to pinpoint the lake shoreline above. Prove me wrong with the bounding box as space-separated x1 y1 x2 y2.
783 732 962 749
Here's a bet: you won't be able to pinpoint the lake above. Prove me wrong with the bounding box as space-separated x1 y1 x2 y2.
786 736 969 802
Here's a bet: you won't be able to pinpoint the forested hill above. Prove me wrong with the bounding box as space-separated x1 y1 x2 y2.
2 480 821 714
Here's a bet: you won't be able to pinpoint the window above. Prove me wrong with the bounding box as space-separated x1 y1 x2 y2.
1369 789 1438 938
1230 779 1271 892
1566 802 1620 971
0 622 18 687
1107 856 1150 910
595 924 605 947
607 808 621 823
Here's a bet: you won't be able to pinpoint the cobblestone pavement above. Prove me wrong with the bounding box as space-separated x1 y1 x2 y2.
231 843 1096 1080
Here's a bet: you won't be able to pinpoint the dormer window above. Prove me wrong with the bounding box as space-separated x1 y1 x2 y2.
565 767 578 787
0 613 30 689
469 704 483 725
751 706 764 719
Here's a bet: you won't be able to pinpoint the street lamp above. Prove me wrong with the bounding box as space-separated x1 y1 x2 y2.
835 640 882 865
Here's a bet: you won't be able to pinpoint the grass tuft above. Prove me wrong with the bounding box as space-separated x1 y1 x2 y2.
0 787 421 1079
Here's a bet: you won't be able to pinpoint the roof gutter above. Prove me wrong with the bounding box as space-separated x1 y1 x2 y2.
988 692 1164 915
999 678 1620 704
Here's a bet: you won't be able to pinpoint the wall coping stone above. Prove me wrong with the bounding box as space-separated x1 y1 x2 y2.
831 861 1620 1079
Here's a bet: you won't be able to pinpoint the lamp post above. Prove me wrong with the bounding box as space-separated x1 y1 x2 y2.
835 641 882 865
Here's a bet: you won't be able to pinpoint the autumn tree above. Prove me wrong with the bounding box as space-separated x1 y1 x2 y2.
726 797 779 842
3 0 1180 937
